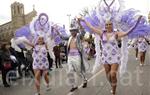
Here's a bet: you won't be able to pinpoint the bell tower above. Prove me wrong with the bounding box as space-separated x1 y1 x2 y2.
11 2 25 31
148 11 150 23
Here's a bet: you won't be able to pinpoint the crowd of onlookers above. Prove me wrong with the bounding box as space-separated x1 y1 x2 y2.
0 43 33 87
0 42 68 87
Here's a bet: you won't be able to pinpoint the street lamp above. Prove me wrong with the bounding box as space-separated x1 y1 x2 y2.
67 14 71 27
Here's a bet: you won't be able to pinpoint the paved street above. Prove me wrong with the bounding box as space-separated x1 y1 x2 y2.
0 48 150 95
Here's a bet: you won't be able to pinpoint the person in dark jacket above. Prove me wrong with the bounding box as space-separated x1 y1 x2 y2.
47 52 53 70
16 48 26 78
53 45 62 68
0 43 12 87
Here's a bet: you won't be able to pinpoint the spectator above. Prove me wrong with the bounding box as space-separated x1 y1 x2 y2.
53 45 62 68
0 43 12 87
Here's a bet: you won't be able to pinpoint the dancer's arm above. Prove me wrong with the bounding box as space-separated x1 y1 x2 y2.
53 26 70 40
24 41 34 48
144 36 150 42
143 37 150 45
77 19 86 39
117 16 142 38
78 18 103 36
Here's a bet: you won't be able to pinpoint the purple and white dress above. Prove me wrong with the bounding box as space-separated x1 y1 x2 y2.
137 38 148 52
32 45 49 70
101 32 121 64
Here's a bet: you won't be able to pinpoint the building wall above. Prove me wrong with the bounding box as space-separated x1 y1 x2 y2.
0 22 13 42
148 12 150 23
0 1 37 43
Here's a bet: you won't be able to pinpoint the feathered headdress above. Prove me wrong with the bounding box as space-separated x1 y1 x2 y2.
80 0 150 77
11 13 68 51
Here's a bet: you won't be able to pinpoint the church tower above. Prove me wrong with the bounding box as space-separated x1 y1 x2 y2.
11 2 25 31
148 11 150 23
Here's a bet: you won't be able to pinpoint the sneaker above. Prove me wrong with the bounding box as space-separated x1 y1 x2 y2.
34 93 40 95
4 84 10 87
82 80 87 88
59 65 63 68
46 85 51 91
136 58 138 60
49 68 52 71
70 87 78 92
110 89 113 94
140 63 143 66
110 89 115 95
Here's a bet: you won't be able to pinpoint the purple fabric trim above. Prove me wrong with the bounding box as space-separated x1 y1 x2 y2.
68 49 80 56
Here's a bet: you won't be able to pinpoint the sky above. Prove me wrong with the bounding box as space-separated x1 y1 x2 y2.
0 0 150 29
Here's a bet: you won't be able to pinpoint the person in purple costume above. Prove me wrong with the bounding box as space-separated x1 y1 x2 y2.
79 16 142 95
25 36 50 95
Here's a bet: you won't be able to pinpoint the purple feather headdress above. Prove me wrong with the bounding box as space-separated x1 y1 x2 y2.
80 0 150 38
30 13 51 36
14 13 68 48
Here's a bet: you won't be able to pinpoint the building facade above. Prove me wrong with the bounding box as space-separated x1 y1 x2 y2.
148 11 150 23
0 2 37 43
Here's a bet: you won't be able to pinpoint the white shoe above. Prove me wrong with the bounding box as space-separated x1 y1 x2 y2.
136 58 138 60
110 89 115 95
46 85 51 91
34 93 40 95
140 63 143 66
110 89 113 94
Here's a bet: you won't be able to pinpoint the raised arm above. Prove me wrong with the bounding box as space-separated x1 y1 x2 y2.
52 26 70 40
117 15 143 38
59 35 70 40
24 40 34 48
144 36 150 42
77 19 86 39
78 17 103 35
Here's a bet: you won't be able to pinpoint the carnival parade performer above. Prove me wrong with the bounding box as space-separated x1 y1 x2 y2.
136 36 149 66
10 13 68 95
24 35 50 95
79 16 142 95
59 19 89 92
77 0 150 94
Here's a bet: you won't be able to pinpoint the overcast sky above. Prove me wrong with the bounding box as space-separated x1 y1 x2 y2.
0 0 150 29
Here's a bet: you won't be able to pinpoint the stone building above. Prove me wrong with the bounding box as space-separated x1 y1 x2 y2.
0 2 37 43
148 11 150 23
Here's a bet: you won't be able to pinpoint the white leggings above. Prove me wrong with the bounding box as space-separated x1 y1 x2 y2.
67 55 86 87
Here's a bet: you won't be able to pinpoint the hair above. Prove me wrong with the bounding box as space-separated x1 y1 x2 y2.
70 29 79 33
1 43 8 52
35 36 45 45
